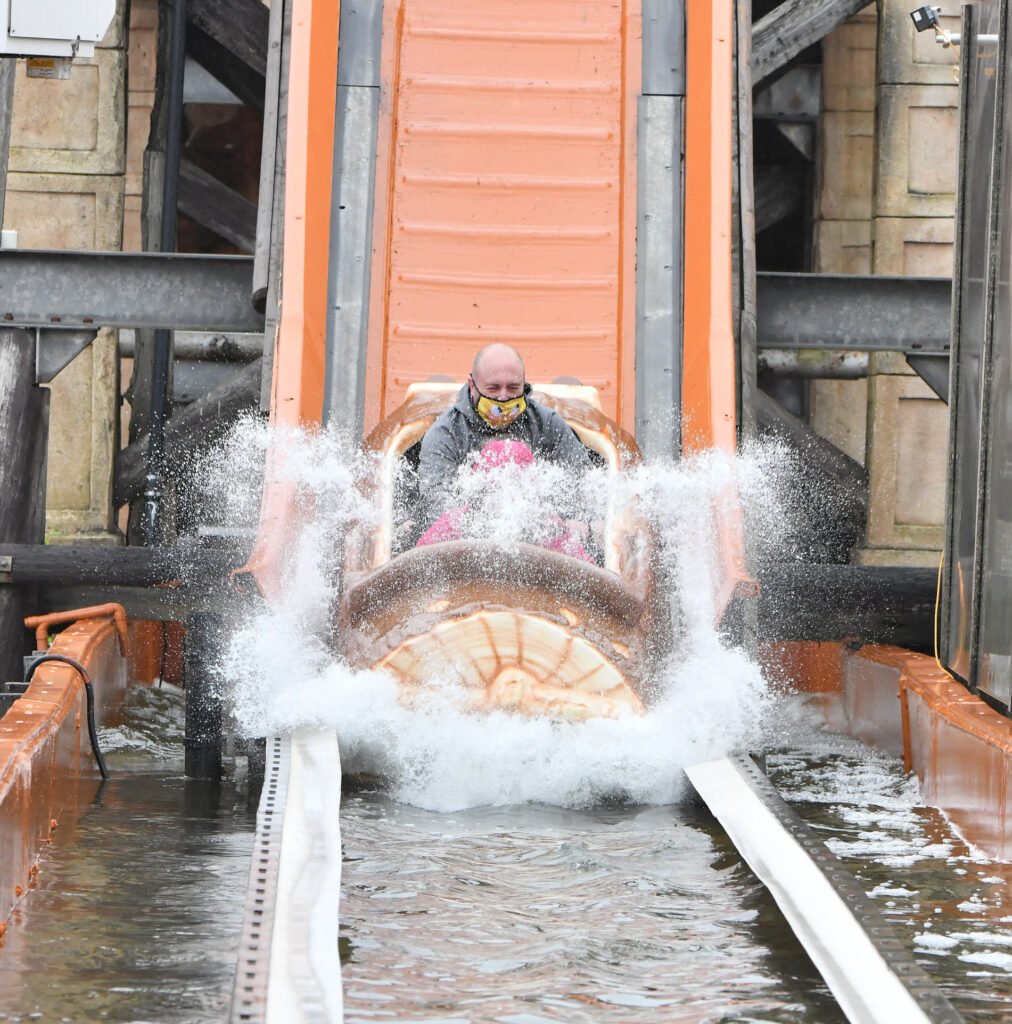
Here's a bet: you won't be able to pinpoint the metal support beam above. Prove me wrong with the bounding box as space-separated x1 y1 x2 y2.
758 348 868 379
0 250 263 332
905 353 950 401
753 66 821 121
119 329 263 362
756 563 936 649
636 95 683 458
635 0 684 460
0 540 249 587
757 272 951 353
35 329 98 382
755 166 803 233
323 0 383 441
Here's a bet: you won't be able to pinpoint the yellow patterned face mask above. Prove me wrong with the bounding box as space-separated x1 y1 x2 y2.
471 382 529 429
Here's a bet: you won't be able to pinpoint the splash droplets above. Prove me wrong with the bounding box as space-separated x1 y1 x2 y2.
202 422 791 811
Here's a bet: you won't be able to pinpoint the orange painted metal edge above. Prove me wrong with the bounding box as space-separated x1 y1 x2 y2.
0 616 129 930
682 0 753 622
617 0 642 437
266 0 339 431
846 645 1012 859
246 0 340 597
682 0 736 456
763 640 1012 860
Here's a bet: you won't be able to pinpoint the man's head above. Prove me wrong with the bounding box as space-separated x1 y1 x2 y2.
468 344 528 429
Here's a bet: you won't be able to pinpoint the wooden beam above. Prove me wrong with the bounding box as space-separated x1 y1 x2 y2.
37 584 244 622
187 0 269 113
752 0 870 87
756 564 937 650
178 158 258 253
755 165 803 232
0 330 50 680
115 357 262 505
0 540 248 588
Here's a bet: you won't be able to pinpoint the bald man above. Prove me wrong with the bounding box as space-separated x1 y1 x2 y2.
417 344 592 526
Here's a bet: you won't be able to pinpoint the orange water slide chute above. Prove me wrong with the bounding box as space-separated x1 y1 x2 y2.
261 0 738 447
249 0 747 603
682 0 751 616
362 0 640 432
682 0 735 456
247 0 340 596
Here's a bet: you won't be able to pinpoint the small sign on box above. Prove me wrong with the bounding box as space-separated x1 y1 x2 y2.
26 56 71 79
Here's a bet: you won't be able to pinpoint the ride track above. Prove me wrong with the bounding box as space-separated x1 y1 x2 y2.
2 1 1012 1022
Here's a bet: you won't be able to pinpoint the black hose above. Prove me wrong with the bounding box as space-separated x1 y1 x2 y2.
24 654 109 781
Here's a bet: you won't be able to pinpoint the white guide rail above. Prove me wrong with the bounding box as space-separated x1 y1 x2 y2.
232 730 343 1024
686 756 951 1024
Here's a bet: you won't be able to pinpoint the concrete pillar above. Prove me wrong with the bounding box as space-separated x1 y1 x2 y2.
2 1 129 544
812 1 959 566
856 0 958 566
810 4 876 468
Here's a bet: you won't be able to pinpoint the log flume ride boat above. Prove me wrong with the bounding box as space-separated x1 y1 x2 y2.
340 383 665 720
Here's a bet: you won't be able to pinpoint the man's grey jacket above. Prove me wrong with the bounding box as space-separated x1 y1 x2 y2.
417 384 591 524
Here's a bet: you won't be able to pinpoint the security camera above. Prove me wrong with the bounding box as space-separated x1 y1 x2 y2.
910 6 942 31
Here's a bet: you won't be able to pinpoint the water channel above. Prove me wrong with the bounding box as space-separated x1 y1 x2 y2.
2 686 1011 1022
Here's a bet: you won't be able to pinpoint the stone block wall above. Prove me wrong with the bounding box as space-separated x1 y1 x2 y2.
2 1 131 543
0 0 156 543
812 0 959 567
810 6 876 470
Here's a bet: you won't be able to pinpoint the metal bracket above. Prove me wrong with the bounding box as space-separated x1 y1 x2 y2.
906 353 950 401
35 327 97 383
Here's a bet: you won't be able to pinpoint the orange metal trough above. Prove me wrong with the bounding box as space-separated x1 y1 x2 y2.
764 640 1012 861
0 610 140 932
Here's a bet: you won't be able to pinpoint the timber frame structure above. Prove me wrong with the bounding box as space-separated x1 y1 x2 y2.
0 0 969 721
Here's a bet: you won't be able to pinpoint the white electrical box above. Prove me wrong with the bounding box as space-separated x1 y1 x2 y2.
0 0 116 58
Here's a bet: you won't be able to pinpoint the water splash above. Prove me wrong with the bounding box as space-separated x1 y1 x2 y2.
203 423 790 811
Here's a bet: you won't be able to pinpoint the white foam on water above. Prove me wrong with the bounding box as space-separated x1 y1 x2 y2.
958 951 1012 971
202 424 796 811
914 933 960 950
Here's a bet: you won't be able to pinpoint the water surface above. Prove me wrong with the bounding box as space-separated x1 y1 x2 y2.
0 686 256 1024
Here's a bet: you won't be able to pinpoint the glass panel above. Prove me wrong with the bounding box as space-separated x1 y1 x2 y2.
977 1 1012 710
943 1 1000 682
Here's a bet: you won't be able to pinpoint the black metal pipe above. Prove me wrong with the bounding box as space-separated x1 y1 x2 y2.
183 612 223 781
24 653 109 781
142 0 188 546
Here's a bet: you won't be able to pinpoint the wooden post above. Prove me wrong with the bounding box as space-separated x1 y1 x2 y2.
0 58 14 229
125 1 172 541
0 330 51 682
